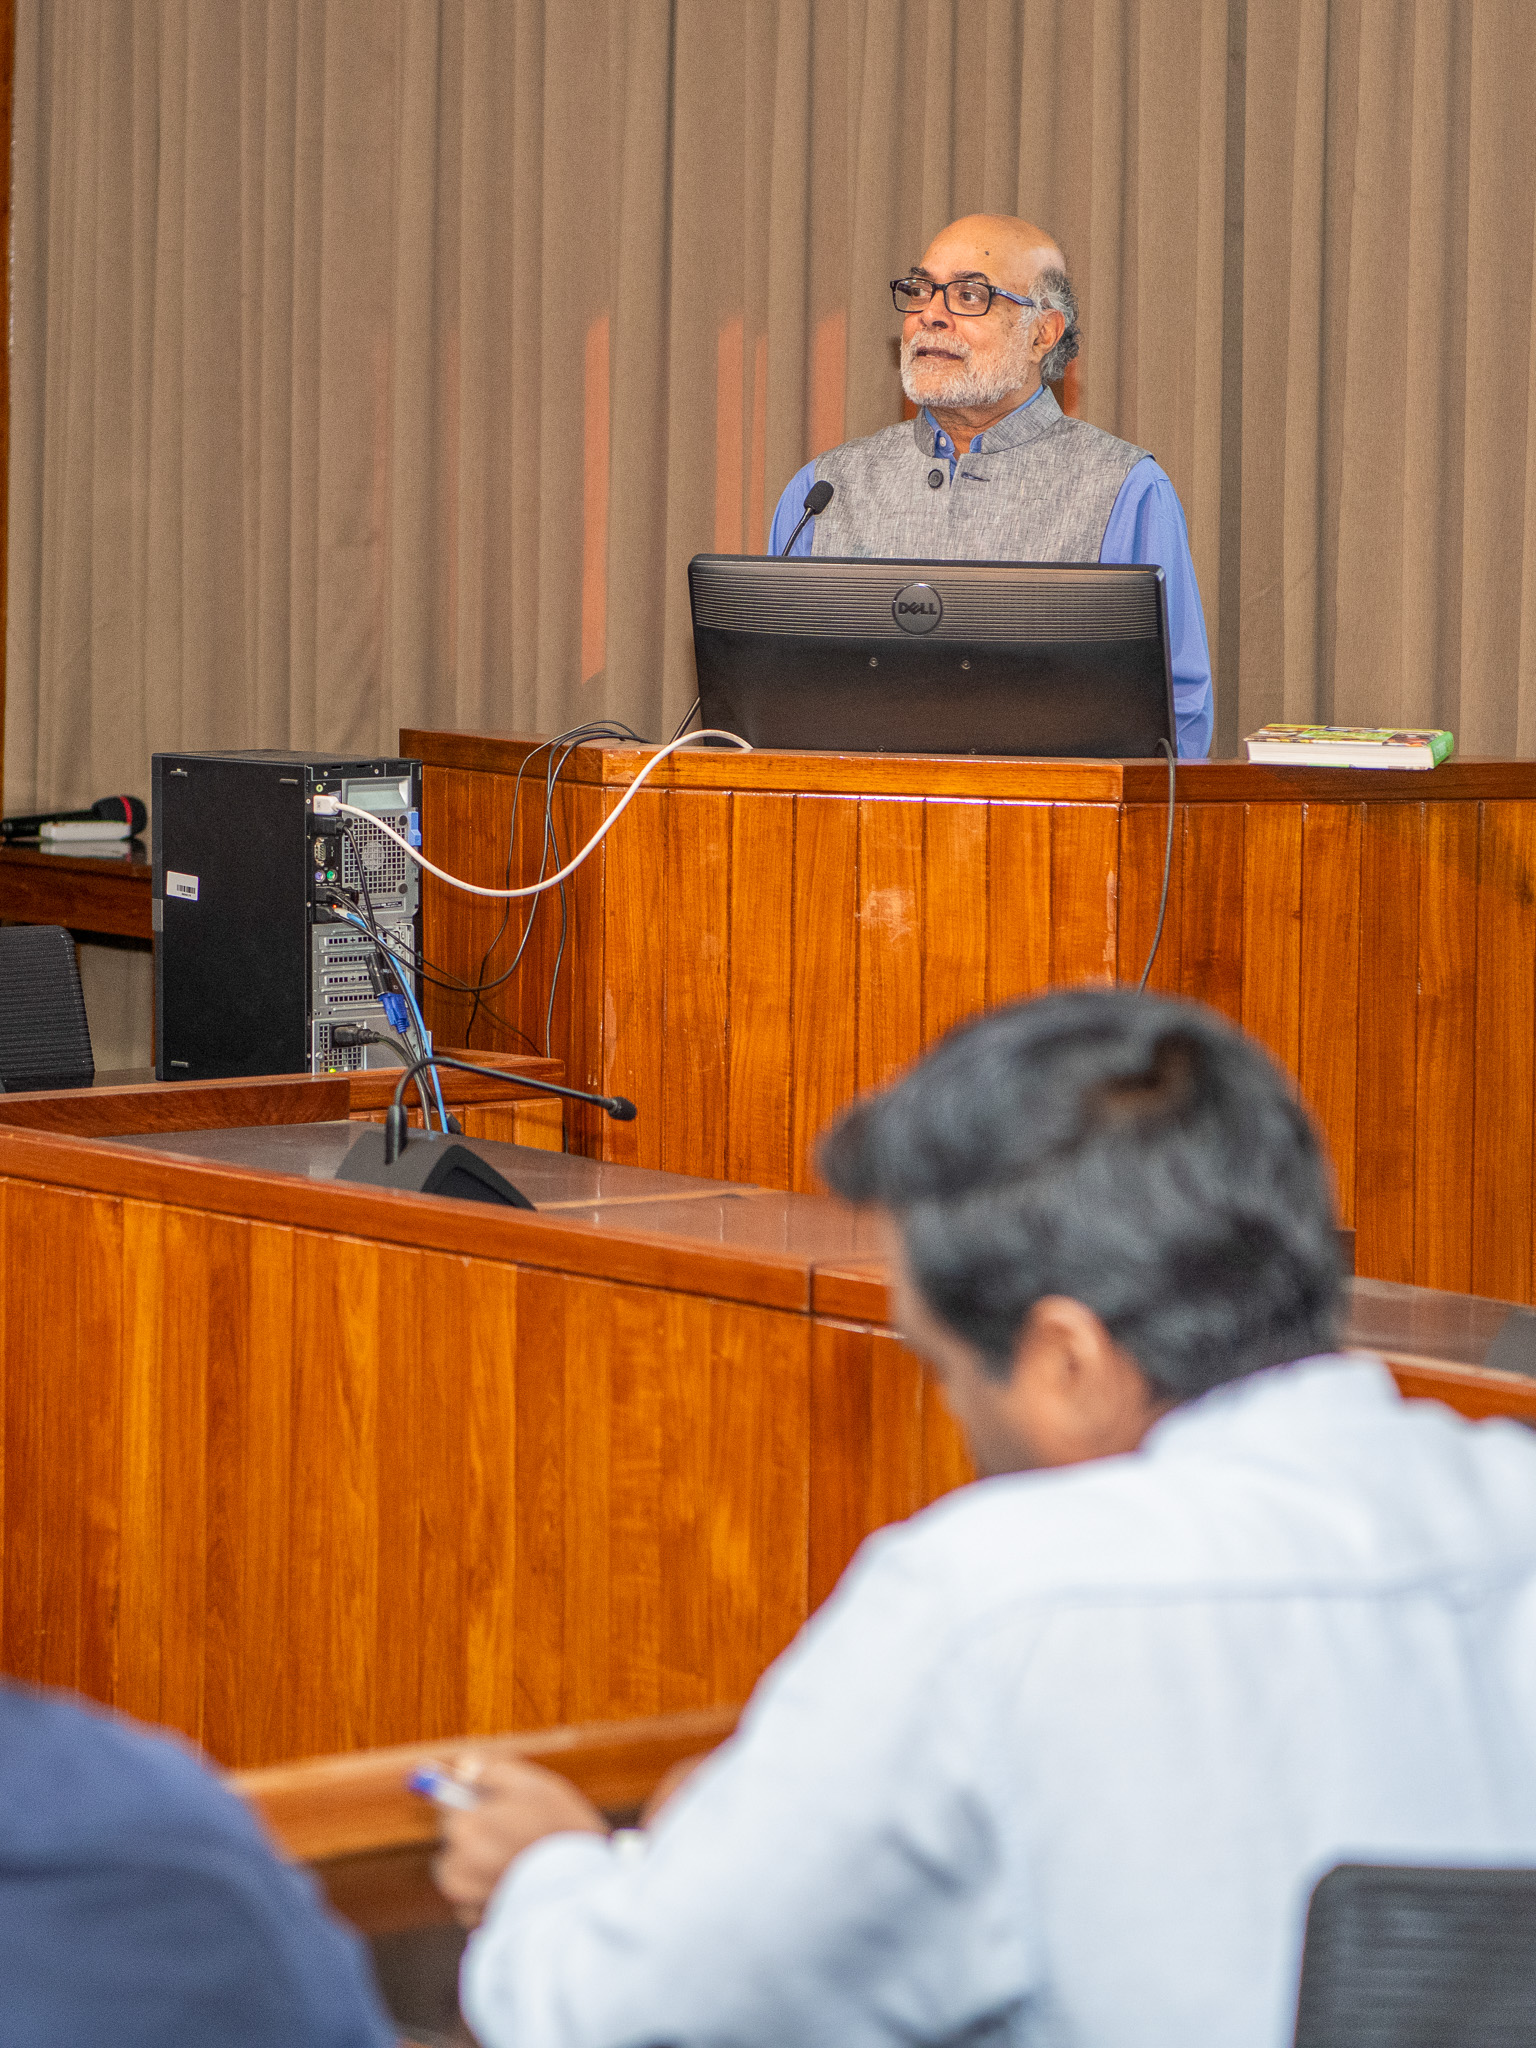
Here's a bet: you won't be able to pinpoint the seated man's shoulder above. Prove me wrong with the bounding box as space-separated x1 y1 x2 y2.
0 1679 265 1855
873 1359 1536 1616
0 1682 393 2048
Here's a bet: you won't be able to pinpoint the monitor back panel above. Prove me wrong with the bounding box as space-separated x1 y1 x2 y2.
689 556 1175 758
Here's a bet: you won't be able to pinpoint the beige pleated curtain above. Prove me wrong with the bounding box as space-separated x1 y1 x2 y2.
9 0 1536 812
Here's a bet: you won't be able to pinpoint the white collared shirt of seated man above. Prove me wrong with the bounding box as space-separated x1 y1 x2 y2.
440 988 1536 2048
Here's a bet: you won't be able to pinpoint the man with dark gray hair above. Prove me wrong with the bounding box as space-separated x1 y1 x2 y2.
771 213 1213 757
437 989 1536 2046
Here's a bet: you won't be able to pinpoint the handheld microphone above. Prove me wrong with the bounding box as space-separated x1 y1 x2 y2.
0 795 148 841
778 480 833 557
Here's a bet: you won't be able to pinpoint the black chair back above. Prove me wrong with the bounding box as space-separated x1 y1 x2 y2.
0 925 95 1091
1295 1862 1536 2046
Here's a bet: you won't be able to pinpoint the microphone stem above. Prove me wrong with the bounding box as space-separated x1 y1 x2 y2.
779 508 816 557
389 1051 635 1121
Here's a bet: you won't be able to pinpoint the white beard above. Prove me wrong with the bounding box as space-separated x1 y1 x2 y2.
900 321 1035 410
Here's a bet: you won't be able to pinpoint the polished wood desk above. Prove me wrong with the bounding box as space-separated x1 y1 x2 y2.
236 1706 739 2044
235 1705 739 1934
0 836 153 939
0 1072 1531 1774
407 734 1536 1305
0 1078 906 1768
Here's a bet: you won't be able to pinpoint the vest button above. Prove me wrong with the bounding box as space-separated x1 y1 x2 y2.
928 468 944 489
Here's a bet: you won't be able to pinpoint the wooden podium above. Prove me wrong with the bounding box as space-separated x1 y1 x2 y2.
408 734 1536 1305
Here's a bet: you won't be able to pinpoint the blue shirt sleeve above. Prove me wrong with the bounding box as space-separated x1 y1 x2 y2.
1100 458 1213 759
767 461 821 559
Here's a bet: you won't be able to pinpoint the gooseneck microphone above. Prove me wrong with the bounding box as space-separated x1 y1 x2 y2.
778 479 834 557
0 795 148 841
355 1044 636 1164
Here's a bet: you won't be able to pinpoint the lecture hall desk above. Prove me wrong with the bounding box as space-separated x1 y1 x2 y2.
0 836 154 941
407 734 1536 1306
0 1072 1532 1772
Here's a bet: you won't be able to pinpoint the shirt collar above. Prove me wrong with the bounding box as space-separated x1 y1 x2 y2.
913 382 1061 458
1141 1354 1400 1461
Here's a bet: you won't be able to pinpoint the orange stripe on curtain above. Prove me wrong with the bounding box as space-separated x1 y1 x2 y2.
747 333 768 556
808 309 846 458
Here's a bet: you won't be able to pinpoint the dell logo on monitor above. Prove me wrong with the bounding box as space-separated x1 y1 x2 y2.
892 582 943 633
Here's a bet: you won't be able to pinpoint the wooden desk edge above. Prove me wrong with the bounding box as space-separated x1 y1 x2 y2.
234 1705 742 1863
403 729 1536 805
0 1123 815 1312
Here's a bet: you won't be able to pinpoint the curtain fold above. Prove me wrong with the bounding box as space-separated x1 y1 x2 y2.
11 0 1536 810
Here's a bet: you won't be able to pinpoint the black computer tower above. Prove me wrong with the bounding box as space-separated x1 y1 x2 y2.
153 750 424 1082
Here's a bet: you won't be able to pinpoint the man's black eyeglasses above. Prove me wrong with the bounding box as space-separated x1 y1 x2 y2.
891 276 1037 318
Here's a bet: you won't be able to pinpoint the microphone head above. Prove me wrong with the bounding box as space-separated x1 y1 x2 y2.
92 795 148 835
607 1096 639 1121
804 480 834 515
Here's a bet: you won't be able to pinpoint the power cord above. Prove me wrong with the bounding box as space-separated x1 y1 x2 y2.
331 1020 443 1128
667 697 700 743
1135 738 1178 993
465 722 643 1043
311 729 751 900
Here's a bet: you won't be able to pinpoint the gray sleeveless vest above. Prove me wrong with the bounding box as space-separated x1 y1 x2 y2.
811 387 1148 562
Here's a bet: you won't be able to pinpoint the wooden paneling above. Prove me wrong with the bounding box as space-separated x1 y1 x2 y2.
856 798 925 1093
601 788 665 1170
1472 804 1536 1303
414 736 1536 1302
726 793 794 1185
986 802 1053 1004
1241 804 1303 1072
662 792 731 1178
1048 804 1118 984
560 779 611 1158
1414 803 1479 1291
1356 805 1423 1282
0 1135 855 1768
6 1076 1536 1775
0 1074 349 1134
808 1322 923 1611
1298 802 1362 1225
1180 804 1245 1022
923 799 988 1040
1116 802 1184 993
790 797 859 1192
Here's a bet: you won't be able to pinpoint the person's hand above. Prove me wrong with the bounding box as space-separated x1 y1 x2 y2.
432 1757 606 1926
640 1750 712 1824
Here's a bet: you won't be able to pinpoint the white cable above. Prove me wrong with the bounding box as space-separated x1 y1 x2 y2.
313 729 751 900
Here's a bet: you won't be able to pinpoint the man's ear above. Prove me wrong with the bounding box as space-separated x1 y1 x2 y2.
998 1297 1172 1467
1030 307 1067 364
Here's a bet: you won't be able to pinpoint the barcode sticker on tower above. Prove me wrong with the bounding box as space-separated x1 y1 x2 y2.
165 871 200 902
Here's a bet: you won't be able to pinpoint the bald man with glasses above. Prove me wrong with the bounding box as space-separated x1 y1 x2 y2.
770 214 1214 758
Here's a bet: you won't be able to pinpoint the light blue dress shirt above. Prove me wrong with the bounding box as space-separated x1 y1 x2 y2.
463 1356 1536 2048
769 392 1214 760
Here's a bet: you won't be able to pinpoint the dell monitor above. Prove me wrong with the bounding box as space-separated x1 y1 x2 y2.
688 555 1175 757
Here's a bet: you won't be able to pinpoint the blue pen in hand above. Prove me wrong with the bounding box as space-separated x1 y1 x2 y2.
407 1763 482 1812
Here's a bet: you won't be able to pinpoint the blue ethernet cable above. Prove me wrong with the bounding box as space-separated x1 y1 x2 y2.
331 903 448 1132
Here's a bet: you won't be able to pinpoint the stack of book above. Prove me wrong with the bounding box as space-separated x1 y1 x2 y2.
1243 724 1455 769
